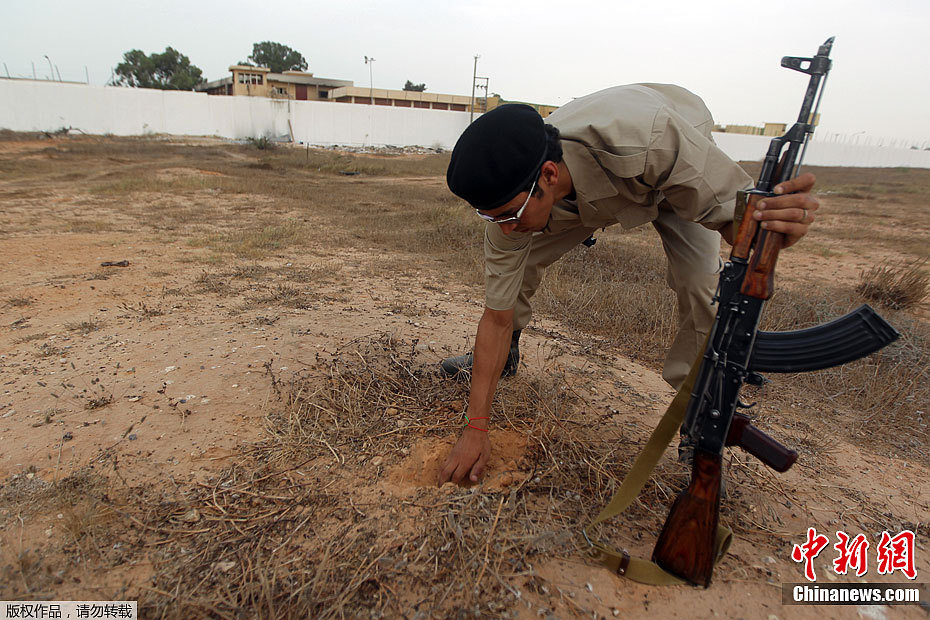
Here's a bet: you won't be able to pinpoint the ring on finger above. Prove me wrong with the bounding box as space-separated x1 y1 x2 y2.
802 208 808 222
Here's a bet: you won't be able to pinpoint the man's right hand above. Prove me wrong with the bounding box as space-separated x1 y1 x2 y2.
438 306 512 485
438 427 491 485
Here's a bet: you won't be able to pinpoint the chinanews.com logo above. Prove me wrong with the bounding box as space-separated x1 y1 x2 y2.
782 527 928 606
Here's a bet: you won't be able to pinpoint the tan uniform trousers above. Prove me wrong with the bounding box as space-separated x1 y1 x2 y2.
511 203 722 390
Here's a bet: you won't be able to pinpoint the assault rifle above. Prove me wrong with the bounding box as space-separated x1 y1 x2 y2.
650 37 900 587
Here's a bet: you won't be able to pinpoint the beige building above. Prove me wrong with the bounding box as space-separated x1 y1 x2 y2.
713 122 793 137
328 86 472 111
481 95 558 118
197 66 352 100
197 65 559 117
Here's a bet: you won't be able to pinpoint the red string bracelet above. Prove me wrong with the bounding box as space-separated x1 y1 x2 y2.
465 416 489 432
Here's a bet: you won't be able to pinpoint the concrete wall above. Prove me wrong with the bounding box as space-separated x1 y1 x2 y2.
3 79 929 168
712 132 930 170
0 79 470 150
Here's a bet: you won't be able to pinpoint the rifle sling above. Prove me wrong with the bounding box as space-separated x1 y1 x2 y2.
582 349 733 585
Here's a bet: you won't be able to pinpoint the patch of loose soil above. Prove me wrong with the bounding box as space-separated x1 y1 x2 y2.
0 136 927 619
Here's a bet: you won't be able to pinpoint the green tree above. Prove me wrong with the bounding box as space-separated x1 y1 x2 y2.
403 80 427 92
248 41 308 73
113 47 204 90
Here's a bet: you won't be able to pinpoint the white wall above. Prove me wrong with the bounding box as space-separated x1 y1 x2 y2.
711 132 930 170
2 79 929 168
0 79 471 150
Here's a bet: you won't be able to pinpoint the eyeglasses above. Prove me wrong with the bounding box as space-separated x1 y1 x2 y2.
475 178 536 224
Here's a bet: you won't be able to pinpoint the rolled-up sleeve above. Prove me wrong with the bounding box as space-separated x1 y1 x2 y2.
644 107 753 230
483 224 532 311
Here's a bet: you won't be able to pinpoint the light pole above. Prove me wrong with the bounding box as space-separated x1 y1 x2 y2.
469 55 479 123
475 76 489 114
43 55 54 81
364 56 375 105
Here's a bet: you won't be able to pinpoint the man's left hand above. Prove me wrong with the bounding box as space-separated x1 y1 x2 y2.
752 172 819 249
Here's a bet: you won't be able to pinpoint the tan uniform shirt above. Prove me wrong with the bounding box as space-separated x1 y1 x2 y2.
483 83 753 311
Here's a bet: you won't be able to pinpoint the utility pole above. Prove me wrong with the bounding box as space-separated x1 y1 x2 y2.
469 55 479 123
364 56 375 105
475 76 489 113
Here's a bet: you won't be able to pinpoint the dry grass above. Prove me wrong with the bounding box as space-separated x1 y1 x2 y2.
5 296 34 308
3 336 773 617
534 229 677 365
63 318 103 335
3 138 929 453
2 137 928 616
856 259 929 310
4 334 906 616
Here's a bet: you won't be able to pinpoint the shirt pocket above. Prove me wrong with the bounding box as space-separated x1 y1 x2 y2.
589 147 647 179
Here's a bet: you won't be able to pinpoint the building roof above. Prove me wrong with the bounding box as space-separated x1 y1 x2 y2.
267 73 352 87
329 86 471 105
228 65 351 87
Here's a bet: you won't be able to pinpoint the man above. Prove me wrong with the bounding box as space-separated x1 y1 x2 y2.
437 84 818 485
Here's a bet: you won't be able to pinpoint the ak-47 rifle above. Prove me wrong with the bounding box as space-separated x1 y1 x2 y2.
650 37 900 587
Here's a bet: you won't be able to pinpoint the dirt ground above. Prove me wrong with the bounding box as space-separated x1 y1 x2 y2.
0 135 927 619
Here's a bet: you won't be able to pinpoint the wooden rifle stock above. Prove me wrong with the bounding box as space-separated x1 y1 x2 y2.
652 450 722 587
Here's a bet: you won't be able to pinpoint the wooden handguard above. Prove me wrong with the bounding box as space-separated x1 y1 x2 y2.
652 449 722 587
729 190 763 260
730 188 785 300
741 227 784 300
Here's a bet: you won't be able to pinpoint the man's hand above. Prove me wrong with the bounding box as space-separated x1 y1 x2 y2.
752 172 819 248
438 427 491 485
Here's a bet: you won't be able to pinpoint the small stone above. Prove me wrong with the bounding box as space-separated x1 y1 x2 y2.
212 560 236 572
164 366 177 373
371 456 383 467
857 605 888 620
180 509 201 523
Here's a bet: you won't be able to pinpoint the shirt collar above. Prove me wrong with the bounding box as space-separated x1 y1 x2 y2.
560 139 617 206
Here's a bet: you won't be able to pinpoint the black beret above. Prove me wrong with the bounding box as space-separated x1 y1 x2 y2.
446 104 547 210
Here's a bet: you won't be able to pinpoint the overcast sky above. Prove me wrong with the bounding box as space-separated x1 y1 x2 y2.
4 0 929 146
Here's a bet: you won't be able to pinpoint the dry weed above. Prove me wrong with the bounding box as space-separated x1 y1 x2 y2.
5 296 34 308
535 230 677 365
63 318 103 335
856 259 929 310
115 336 663 617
